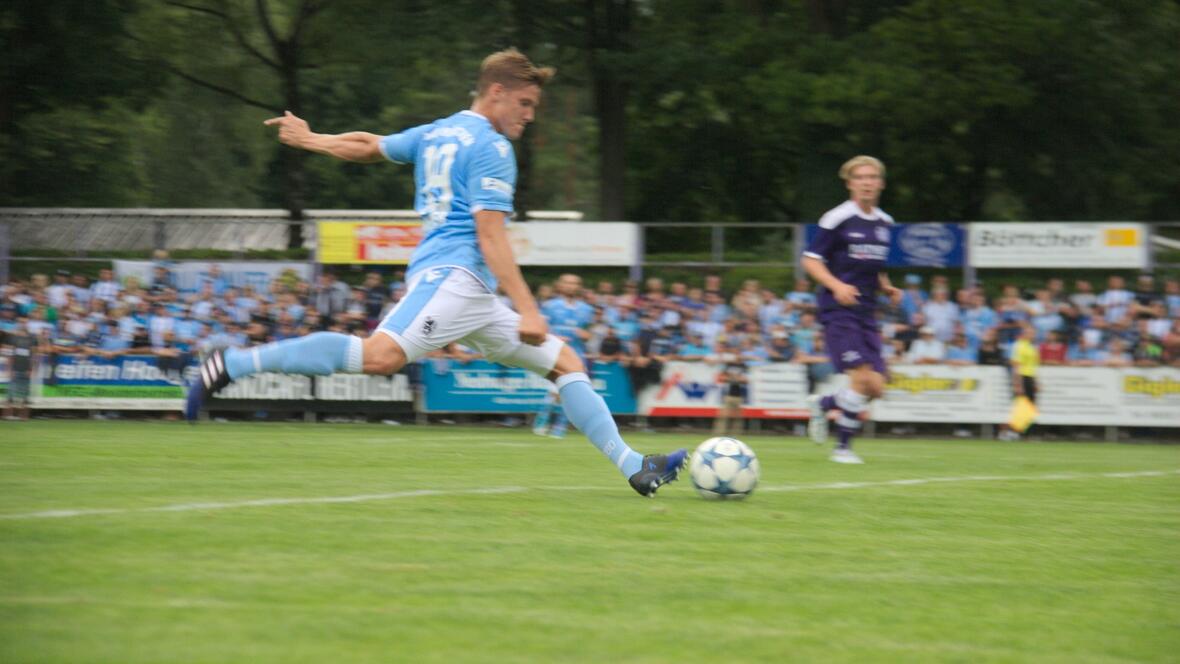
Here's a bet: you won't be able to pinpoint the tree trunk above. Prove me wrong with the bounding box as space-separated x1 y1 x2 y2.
510 0 538 220
588 0 632 221
281 50 305 249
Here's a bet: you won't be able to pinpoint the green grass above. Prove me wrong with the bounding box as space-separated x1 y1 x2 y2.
1 421 1178 663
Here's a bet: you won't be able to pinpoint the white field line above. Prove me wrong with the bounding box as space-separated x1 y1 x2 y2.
755 469 1180 492
1 470 1176 521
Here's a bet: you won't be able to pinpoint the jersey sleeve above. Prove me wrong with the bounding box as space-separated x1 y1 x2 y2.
466 137 516 214
377 124 429 164
804 211 845 262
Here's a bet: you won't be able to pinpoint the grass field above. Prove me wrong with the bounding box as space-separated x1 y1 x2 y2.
1 421 1178 663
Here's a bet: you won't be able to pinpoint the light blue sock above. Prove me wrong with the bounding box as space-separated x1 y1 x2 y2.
557 372 643 477
533 394 554 432
550 411 568 438
224 332 363 379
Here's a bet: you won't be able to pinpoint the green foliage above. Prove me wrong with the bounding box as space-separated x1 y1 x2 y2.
2 0 1178 238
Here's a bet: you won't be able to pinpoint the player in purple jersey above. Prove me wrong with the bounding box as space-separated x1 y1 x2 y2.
801 156 902 464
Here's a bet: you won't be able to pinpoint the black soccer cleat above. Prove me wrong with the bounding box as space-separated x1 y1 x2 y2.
185 349 232 422
627 449 689 497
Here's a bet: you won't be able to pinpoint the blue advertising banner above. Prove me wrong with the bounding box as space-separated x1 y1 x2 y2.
40 355 197 399
804 222 964 268
422 359 637 414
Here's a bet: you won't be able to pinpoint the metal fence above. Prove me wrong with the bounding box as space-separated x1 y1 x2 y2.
2 209 1178 285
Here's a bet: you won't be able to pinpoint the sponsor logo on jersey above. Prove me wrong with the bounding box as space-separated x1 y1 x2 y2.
423 126 475 146
848 243 890 261
481 177 514 195
494 140 510 158
422 316 436 336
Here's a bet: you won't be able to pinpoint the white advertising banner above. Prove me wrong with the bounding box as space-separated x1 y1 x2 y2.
213 373 412 402
870 365 1010 423
968 223 1148 269
639 361 722 416
639 363 1180 427
638 361 810 418
507 222 638 266
1037 367 1180 427
113 261 314 294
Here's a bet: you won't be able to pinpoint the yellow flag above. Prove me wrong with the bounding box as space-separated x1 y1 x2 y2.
1008 396 1039 433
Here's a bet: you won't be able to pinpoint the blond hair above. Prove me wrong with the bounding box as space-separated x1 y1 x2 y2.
839 155 886 181
476 48 555 96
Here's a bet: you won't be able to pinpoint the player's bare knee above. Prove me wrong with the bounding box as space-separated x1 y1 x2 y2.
362 334 407 375
545 343 584 381
863 373 887 400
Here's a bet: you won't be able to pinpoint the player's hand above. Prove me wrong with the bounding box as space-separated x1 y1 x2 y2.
881 284 903 306
518 311 549 346
832 282 861 306
263 111 311 149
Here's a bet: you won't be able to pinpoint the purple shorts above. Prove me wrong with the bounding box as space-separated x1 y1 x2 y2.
819 309 886 375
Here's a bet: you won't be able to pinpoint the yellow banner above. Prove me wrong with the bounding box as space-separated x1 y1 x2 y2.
317 221 423 264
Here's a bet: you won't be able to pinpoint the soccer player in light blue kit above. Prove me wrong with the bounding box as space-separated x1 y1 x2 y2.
533 273 595 438
186 49 685 496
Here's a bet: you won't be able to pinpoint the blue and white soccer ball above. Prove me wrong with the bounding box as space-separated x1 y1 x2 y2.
689 437 760 500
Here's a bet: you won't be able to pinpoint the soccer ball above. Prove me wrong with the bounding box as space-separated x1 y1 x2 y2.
689 437 760 500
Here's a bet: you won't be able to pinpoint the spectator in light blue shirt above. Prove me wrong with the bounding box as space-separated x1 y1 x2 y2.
1164 279 1180 318
705 291 731 323
610 304 640 342
944 333 979 365
677 333 712 360
791 311 819 354
785 278 817 308
899 274 927 325
198 264 229 296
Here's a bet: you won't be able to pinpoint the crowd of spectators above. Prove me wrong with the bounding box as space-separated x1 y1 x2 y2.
3 263 1180 376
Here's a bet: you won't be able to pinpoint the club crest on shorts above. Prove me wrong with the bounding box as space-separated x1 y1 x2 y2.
422 316 436 336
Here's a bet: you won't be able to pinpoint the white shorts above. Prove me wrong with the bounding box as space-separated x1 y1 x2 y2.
377 267 563 376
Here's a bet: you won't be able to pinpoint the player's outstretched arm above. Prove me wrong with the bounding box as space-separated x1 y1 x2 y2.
802 256 859 306
263 111 384 163
475 210 548 345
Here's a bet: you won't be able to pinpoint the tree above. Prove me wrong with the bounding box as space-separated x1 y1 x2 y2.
0 0 162 206
142 0 333 246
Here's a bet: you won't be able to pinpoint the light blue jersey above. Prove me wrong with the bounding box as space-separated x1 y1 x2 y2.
379 110 516 292
541 296 595 354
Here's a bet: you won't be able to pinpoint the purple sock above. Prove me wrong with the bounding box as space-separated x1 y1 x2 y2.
836 425 855 450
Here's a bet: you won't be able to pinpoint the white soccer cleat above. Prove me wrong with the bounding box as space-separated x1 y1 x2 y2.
829 448 864 464
806 395 829 445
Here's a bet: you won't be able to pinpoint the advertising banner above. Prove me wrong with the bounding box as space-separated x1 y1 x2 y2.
212 373 412 402
804 223 965 268
422 359 636 413
870 365 1010 423
317 221 424 265
0 356 10 399
1037 367 1180 427
33 355 195 410
968 222 1148 269
508 222 639 266
113 261 314 295
638 361 811 418
316 220 638 266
